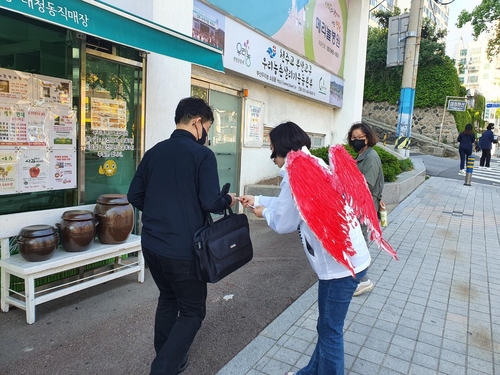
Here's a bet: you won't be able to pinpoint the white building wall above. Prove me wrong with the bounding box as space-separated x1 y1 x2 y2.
192 66 334 191
100 0 153 19
333 0 370 139
453 33 500 103
103 0 193 151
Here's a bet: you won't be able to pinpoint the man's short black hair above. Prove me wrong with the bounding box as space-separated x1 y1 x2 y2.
174 97 214 125
269 121 311 159
488 123 495 130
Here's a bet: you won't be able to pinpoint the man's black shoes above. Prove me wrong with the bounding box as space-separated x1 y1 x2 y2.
176 355 189 374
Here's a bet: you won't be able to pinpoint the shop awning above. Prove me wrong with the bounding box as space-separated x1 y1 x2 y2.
0 0 224 72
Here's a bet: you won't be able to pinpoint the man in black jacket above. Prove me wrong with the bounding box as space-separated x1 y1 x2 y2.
128 97 235 375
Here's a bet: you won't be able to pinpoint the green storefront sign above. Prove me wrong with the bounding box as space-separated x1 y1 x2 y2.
0 0 224 72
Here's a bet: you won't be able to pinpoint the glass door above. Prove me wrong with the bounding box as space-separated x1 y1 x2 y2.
82 53 143 204
191 83 242 194
209 90 241 193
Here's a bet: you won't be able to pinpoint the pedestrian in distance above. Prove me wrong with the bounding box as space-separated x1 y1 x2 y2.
127 97 236 375
239 121 371 375
457 123 476 175
347 122 384 296
479 123 495 169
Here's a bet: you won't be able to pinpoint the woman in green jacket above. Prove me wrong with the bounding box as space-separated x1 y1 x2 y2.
347 122 385 296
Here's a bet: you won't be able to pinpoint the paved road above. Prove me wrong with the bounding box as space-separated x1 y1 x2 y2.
0 220 317 375
412 152 500 186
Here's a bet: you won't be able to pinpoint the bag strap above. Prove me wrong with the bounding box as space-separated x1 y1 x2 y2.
205 182 233 226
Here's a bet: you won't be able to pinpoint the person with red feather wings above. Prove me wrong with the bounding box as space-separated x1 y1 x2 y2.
239 121 397 375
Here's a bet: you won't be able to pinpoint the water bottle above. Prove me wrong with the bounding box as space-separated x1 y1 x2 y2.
380 208 388 227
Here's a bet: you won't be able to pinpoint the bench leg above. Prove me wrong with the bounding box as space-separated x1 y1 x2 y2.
25 276 36 324
1 268 9 313
138 250 145 283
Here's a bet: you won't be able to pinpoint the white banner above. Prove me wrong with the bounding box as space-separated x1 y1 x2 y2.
224 18 342 106
244 99 264 147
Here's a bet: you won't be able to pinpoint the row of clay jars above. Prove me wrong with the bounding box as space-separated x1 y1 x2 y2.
58 194 135 251
18 194 134 262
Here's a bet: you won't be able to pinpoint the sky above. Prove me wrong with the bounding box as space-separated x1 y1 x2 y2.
444 0 483 57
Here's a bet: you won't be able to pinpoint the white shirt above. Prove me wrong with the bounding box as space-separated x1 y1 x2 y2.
255 149 371 280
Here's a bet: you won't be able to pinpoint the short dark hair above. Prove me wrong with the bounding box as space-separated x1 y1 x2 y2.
487 123 495 130
269 121 311 159
174 97 214 125
347 122 378 147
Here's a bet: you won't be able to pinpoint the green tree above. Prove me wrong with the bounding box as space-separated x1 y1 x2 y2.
364 18 463 107
371 7 401 29
456 0 500 60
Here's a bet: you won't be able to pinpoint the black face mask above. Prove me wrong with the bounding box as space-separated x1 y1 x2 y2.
352 139 366 153
197 127 208 145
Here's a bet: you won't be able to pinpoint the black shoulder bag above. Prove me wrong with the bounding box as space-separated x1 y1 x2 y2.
193 183 253 283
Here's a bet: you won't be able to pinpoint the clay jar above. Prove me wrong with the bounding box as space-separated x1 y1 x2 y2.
94 194 134 244
17 225 58 262
57 210 96 252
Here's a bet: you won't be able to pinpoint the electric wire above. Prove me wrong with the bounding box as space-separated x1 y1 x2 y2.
369 0 387 12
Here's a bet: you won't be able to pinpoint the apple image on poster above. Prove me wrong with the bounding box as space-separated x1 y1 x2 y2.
29 164 40 178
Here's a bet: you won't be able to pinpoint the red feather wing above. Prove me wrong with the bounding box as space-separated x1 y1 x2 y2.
329 145 397 260
287 150 357 276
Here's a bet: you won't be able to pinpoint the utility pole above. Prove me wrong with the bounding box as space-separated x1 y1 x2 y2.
394 0 424 157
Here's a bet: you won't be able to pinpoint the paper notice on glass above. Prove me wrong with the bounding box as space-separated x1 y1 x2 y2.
27 107 50 147
50 149 76 189
50 108 77 148
33 74 72 108
19 149 50 193
0 68 31 104
244 99 264 147
0 150 19 195
0 104 28 147
91 98 127 132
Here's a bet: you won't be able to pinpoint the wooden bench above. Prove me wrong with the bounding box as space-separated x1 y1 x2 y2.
0 204 144 324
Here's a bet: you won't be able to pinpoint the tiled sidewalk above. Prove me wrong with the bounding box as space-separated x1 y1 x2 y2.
218 177 500 375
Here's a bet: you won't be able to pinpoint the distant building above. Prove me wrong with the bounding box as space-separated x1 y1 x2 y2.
369 0 449 31
368 0 396 27
396 0 449 31
452 31 500 125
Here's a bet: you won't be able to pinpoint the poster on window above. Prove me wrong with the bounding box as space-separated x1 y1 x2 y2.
0 150 19 195
0 68 31 104
0 104 28 146
50 108 77 148
27 107 50 147
90 98 127 132
50 149 76 189
19 149 50 193
244 99 264 147
33 74 72 108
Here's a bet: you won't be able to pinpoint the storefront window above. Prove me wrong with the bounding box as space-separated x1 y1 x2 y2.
0 10 77 214
0 10 143 214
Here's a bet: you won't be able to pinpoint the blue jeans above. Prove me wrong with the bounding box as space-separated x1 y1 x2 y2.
297 269 367 375
143 247 207 375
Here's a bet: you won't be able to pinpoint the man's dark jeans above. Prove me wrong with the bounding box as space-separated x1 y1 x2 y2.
143 247 207 375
